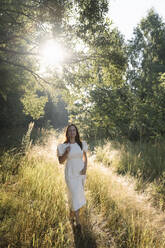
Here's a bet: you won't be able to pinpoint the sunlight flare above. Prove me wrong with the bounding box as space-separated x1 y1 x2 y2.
40 39 65 66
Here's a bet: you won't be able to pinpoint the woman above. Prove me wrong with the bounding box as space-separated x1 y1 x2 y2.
57 124 88 231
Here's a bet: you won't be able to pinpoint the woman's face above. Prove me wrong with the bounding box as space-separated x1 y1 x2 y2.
67 125 77 139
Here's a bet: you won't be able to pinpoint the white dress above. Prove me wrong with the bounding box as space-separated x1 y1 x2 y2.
57 141 88 211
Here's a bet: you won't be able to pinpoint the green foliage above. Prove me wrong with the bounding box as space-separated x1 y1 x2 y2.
66 24 128 141
0 0 111 129
0 64 31 127
68 9 165 142
0 0 46 124
1 1 165 145
126 10 165 140
21 92 48 120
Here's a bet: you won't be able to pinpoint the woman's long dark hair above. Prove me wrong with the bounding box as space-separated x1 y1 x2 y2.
64 124 82 150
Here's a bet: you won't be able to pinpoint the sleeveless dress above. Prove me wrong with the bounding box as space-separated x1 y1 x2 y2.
57 141 88 211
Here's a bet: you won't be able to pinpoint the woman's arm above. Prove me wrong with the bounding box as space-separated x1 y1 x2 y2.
58 146 70 164
80 151 88 175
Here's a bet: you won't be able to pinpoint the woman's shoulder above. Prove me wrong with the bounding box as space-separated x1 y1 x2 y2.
57 143 69 156
57 143 69 148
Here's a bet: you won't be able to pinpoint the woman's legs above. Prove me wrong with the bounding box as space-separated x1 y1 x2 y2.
70 208 80 224
69 209 75 225
75 209 80 225
75 209 81 233
70 209 74 218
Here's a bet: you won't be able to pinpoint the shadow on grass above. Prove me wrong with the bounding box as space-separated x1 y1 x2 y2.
70 220 97 248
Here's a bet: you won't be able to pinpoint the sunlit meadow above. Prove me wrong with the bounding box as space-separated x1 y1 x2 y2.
0 127 165 247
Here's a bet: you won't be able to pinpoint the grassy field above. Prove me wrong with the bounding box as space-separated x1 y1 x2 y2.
94 139 165 211
1 128 165 247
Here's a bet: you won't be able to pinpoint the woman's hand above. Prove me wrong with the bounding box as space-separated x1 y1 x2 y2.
80 151 87 175
58 145 70 164
80 167 87 175
65 146 70 154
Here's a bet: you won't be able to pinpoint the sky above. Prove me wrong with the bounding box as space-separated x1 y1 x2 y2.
109 0 165 40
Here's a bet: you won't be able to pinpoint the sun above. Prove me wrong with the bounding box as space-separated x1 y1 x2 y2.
40 39 65 67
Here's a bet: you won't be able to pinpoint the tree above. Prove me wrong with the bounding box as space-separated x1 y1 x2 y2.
64 25 128 140
0 0 110 128
128 9 165 93
127 9 165 139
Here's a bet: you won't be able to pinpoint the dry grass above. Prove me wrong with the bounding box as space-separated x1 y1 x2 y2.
1 131 165 247
0 137 74 247
94 139 165 211
94 141 121 168
87 155 165 247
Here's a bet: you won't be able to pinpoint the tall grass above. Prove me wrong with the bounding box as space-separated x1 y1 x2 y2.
116 140 165 181
94 139 165 180
0 130 74 247
94 140 121 168
0 128 99 248
87 161 165 247
1 128 165 247
94 139 165 210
